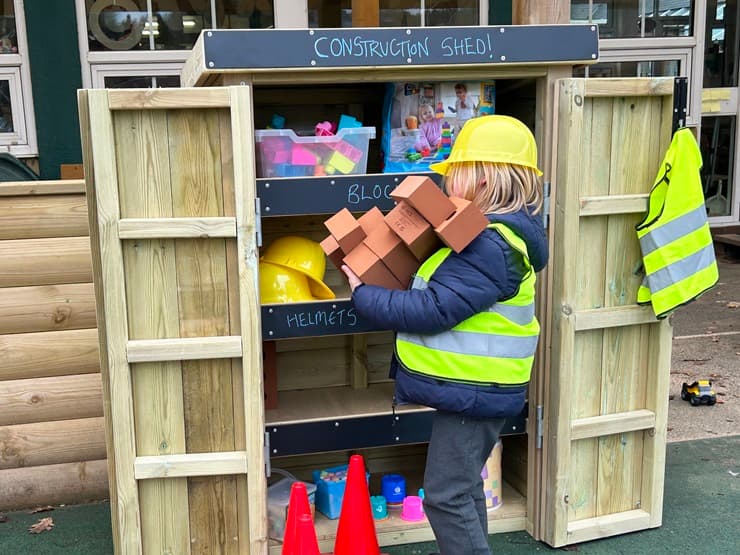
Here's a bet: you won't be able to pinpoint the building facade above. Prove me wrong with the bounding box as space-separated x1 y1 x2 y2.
1 0 737 229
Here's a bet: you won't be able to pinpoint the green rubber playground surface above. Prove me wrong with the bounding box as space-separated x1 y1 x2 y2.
1 436 737 554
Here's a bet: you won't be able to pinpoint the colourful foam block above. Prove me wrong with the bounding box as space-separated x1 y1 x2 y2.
326 151 356 174
337 114 361 131
292 145 319 165
334 140 363 163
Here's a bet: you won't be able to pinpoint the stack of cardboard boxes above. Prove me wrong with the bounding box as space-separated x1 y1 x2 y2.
321 176 489 289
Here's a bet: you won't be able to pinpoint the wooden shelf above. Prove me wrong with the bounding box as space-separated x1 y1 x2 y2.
265 384 527 456
267 481 526 553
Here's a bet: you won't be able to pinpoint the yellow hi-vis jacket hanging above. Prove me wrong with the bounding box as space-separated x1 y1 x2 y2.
636 128 718 318
396 223 539 386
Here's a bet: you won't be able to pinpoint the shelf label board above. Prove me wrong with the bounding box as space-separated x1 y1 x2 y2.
262 300 384 339
258 173 442 216
202 25 599 70
267 411 526 456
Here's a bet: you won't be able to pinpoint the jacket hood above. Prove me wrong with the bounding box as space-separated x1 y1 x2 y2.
487 208 548 272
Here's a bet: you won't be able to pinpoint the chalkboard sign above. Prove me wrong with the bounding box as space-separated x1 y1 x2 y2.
202 25 598 70
257 173 442 216
261 300 384 339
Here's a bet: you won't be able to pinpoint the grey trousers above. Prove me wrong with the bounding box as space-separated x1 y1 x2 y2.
423 411 506 555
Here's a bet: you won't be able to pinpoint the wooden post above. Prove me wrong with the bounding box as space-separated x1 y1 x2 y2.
512 1 570 25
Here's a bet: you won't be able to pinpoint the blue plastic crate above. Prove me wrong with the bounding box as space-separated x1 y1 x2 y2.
312 464 370 520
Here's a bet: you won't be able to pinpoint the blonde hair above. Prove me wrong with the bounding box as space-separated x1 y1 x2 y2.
443 161 543 215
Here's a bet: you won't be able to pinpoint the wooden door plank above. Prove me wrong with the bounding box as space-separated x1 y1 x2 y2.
219 103 251 555
108 88 231 110
567 90 610 525
566 509 651 544
167 107 239 555
127 336 242 362
86 89 142 554
116 108 192 555
135 451 248 479
230 85 269 554
118 217 237 239
579 194 649 216
571 410 655 441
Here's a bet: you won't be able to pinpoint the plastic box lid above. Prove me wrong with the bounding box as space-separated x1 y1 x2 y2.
255 127 376 143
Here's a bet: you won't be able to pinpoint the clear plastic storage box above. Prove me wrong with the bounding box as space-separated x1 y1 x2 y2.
255 127 376 178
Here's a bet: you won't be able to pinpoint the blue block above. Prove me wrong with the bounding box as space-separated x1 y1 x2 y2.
337 114 362 131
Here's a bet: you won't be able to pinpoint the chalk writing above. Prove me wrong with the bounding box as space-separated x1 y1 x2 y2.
347 183 394 205
440 35 493 57
314 36 431 60
285 308 359 328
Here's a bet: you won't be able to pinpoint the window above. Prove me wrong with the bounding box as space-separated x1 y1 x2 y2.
700 115 736 217
571 0 694 38
79 1 275 89
307 0 484 28
703 0 739 88
0 0 37 156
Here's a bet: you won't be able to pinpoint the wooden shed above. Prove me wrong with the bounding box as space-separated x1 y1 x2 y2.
80 24 677 554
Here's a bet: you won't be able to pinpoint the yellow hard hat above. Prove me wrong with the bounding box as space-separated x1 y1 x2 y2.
261 236 335 300
259 261 316 304
430 115 542 176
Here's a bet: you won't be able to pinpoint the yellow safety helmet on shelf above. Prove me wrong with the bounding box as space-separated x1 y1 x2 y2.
430 115 542 176
260 235 335 300
259 261 316 304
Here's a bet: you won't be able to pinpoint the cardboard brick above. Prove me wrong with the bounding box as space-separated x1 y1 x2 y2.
320 235 345 270
324 208 366 253
390 175 456 227
357 206 385 235
343 243 405 290
364 221 419 288
385 201 441 261
434 197 490 253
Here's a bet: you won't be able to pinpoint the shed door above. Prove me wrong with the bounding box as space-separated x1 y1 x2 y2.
542 77 676 547
80 87 267 554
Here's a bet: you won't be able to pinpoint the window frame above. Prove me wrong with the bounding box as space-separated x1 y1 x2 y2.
0 0 38 157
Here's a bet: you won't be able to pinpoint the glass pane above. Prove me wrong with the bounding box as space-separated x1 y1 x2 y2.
574 58 680 77
700 115 736 217
0 79 14 132
217 0 275 29
87 0 150 52
104 74 181 88
309 0 479 28
150 1 212 50
0 1 18 54
571 0 693 39
703 0 739 87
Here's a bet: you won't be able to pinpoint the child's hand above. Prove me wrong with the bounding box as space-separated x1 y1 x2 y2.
341 265 363 292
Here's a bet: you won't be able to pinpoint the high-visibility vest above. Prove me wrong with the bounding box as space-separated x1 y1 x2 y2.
636 128 718 318
396 223 539 386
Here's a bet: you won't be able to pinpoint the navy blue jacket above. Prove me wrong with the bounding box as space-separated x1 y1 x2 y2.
351 207 549 418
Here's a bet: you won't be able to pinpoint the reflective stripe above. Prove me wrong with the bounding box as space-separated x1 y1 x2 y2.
398 329 539 359
645 243 717 294
638 204 708 255
487 302 535 326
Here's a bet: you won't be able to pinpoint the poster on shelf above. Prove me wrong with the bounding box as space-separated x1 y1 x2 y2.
381 80 495 173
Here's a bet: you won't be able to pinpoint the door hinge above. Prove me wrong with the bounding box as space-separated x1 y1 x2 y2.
542 182 551 230
536 405 544 449
255 196 263 248
264 431 271 477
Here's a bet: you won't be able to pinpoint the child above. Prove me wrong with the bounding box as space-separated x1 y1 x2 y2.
342 115 548 555
418 102 442 151
450 82 476 124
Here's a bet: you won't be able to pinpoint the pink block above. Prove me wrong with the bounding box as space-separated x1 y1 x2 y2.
291 145 319 165
334 140 363 163
315 121 335 136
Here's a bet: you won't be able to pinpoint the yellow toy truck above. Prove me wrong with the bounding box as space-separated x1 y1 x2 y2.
681 380 717 406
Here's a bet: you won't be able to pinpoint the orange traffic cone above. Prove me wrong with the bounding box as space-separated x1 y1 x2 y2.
282 481 317 555
295 514 321 555
333 455 380 555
